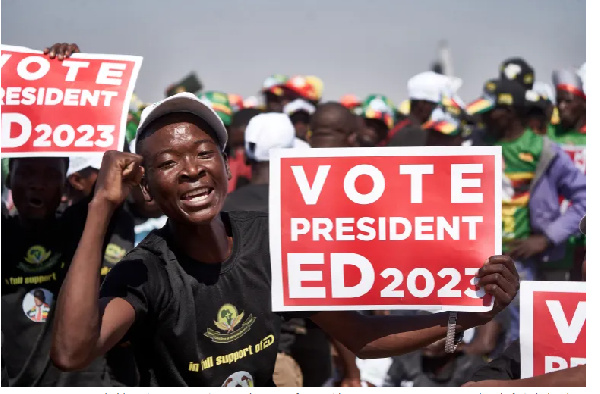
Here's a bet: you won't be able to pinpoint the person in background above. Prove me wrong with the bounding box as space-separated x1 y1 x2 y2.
467 78 586 344
499 57 535 90
547 69 585 167
525 92 553 136
226 108 262 192
387 71 455 146
1 153 122 386
223 113 309 212
545 69 587 280
527 82 555 135
65 156 104 206
340 94 361 113
281 75 319 110
421 102 464 146
384 333 484 387
499 57 546 135
305 75 324 107
228 93 245 113
197 91 234 136
308 102 359 149
356 94 396 147
65 156 135 279
261 74 289 112
283 99 315 142
461 309 511 361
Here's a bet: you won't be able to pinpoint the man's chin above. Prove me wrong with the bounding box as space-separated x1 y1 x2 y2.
178 205 223 225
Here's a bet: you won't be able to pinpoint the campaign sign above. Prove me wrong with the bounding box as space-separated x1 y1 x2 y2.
1 45 142 157
269 146 502 312
520 281 586 378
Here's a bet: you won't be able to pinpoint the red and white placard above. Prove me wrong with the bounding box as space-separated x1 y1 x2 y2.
269 146 502 312
1 45 142 157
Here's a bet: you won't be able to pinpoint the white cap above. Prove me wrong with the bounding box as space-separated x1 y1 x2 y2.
408 71 456 103
283 99 315 116
532 81 556 104
245 113 308 162
243 95 259 108
356 358 393 387
67 155 104 177
135 92 228 151
578 62 586 94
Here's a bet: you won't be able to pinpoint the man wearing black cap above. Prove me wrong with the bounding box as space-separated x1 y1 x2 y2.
467 79 586 344
499 58 535 90
50 87 520 387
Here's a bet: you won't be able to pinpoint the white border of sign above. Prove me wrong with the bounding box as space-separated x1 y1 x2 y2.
269 145 502 312
0 45 143 158
520 280 586 378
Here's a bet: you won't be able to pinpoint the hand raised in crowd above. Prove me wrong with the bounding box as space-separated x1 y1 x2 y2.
473 255 519 323
43 42 80 60
92 150 144 213
507 234 550 260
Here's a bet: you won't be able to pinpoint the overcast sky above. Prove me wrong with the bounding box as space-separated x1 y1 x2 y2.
1 0 585 105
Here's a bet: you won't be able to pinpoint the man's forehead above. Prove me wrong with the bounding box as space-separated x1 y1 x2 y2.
145 112 210 133
140 113 219 148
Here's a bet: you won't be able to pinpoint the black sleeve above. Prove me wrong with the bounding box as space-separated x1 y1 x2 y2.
468 340 521 382
99 254 164 336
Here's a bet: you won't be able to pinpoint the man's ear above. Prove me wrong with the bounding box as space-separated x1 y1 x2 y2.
67 173 86 192
222 152 232 181
140 176 153 202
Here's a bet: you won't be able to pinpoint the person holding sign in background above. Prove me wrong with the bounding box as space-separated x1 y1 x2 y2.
49 57 520 386
1 43 140 387
466 78 586 345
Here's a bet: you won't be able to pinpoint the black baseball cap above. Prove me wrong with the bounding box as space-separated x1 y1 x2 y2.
466 79 528 115
500 57 535 90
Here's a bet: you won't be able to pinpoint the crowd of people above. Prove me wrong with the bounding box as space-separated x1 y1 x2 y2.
1 42 585 388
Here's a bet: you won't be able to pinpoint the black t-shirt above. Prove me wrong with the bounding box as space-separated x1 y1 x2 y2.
222 184 269 213
384 351 484 387
1 199 134 386
100 211 308 387
100 206 136 279
469 340 521 382
386 125 427 147
1 202 105 386
221 185 309 357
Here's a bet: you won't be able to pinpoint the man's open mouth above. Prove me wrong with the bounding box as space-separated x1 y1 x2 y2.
28 197 44 209
180 187 214 206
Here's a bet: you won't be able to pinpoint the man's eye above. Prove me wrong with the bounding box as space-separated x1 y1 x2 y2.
158 160 176 169
198 151 215 159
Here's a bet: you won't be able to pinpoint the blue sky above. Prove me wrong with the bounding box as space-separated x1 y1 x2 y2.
1 0 585 105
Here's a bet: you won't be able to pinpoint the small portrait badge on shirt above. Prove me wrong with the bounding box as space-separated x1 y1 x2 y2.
222 371 254 387
22 287 54 323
